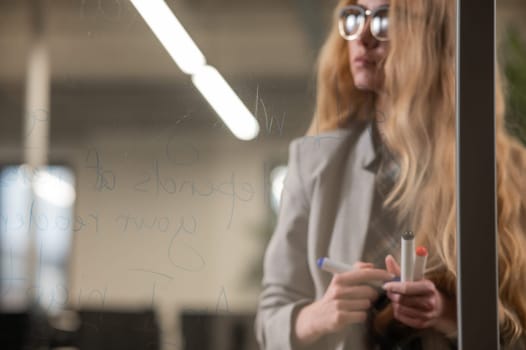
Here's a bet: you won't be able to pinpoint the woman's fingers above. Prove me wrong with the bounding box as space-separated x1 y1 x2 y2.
391 310 433 329
334 268 395 286
315 266 398 334
392 302 437 328
384 279 447 329
329 285 379 301
387 291 436 311
383 279 436 296
385 254 401 276
353 261 375 270
334 299 371 311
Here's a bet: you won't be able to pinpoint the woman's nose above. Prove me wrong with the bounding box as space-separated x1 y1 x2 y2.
358 19 379 49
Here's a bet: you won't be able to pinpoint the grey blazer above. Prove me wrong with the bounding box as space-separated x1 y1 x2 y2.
255 122 379 349
255 122 451 349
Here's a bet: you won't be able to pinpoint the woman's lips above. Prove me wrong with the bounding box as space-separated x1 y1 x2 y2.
354 57 375 67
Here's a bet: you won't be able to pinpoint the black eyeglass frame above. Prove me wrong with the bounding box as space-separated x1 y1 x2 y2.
338 4 390 42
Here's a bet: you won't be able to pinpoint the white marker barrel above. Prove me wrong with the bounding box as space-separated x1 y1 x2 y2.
401 231 415 282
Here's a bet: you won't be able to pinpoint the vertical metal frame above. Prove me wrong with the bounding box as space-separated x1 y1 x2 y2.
456 0 500 348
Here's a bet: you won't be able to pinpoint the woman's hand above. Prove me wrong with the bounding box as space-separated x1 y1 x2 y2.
382 255 457 335
294 262 395 346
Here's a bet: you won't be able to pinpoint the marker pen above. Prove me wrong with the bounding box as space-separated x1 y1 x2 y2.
317 257 390 289
412 246 428 281
316 257 355 274
401 231 415 282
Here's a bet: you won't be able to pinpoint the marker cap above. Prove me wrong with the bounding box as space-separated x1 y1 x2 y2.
416 246 428 257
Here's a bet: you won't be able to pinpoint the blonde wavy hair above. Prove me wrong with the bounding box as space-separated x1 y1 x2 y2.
309 0 526 344
308 0 377 134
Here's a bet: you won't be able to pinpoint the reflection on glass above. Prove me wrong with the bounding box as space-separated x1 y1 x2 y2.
270 165 287 215
0 166 75 315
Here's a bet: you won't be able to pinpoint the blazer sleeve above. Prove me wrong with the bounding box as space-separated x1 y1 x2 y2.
254 139 318 350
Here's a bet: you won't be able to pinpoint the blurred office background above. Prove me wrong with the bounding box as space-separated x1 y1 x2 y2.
0 0 525 349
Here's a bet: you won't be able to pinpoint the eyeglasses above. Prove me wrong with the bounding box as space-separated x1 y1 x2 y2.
338 4 389 42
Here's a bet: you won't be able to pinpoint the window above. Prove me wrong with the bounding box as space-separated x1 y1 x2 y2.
0 165 75 315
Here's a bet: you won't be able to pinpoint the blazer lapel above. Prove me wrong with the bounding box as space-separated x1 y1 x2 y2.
328 123 377 266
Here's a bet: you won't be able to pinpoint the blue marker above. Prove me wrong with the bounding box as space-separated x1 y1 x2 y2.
317 257 398 288
317 257 355 274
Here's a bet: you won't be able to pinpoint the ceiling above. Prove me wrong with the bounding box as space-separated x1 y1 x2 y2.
0 0 335 147
0 0 525 149
0 0 333 83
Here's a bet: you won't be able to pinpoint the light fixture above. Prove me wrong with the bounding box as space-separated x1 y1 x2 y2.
130 0 260 140
192 65 260 141
130 0 206 75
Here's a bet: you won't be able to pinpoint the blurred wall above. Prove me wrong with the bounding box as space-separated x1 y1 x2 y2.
68 128 289 347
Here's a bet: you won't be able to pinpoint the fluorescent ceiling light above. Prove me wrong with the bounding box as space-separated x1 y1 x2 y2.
33 170 76 208
193 65 260 140
130 0 206 75
131 0 260 140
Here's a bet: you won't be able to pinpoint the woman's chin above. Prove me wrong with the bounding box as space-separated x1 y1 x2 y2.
353 74 379 92
355 82 377 92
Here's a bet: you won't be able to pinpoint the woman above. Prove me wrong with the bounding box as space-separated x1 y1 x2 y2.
255 0 526 349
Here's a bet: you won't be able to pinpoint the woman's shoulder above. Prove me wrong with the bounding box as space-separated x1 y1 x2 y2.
287 122 372 178
290 123 369 158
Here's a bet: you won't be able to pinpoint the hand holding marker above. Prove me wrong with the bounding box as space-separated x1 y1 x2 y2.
382 237 447 331
295 259 395 338
401 230 428 281
318 231 428 282
316 233 429 334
